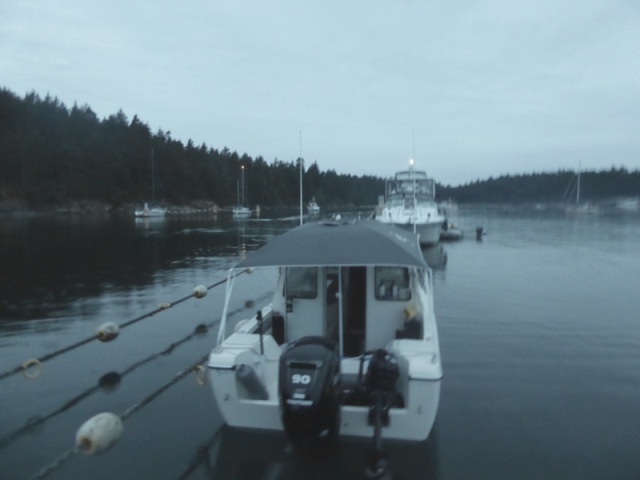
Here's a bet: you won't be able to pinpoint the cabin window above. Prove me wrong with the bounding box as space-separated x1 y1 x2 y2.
403 197 415 209
375 267 411 301
286 267 318 299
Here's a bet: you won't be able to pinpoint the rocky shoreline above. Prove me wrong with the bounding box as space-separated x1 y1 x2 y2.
0 198 223 216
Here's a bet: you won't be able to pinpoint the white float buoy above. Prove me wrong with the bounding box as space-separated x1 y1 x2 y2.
75 413 124 455
193 285 208 298
96 322 119 342
21 358 43 378
194 365 207 385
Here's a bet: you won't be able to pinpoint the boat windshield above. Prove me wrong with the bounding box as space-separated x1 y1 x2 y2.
387 175 435 201
386 176 436 206
375 267 411 301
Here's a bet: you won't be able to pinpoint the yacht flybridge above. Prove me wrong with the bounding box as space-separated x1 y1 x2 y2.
207 220 442 452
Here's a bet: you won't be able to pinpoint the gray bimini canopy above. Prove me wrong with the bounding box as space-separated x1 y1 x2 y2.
234 220 428 269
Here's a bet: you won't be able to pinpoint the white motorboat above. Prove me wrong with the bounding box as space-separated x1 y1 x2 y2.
376 160 445 245
307 197 320 215
207 220 442 448
615 197 639 212
231 205 251 217
134 202 167 217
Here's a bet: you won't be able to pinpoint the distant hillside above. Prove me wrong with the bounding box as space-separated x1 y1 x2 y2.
1 87 638 211
0 88 383 210
438 169 640 204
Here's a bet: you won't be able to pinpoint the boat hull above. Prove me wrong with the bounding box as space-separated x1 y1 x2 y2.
376 214 443 245
208 334 441 441
134 208 167 217
232 207 251 218
135 202 167 217
209 372 440 441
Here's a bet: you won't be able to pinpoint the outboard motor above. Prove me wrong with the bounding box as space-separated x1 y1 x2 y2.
365 350 400 402
364 349 400 479
279 336 341 444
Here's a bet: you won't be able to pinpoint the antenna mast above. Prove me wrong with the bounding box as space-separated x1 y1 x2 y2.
299 131 303 225
412 127 415 161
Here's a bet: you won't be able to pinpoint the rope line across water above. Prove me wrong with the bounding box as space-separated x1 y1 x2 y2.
0 270 248 382
29 353 210 480
0 289 272 451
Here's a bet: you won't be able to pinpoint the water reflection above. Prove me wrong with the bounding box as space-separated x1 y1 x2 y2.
186 425 439 480
134 215 168 235
236 222 248 259
0 215 283 323
1 213 452 325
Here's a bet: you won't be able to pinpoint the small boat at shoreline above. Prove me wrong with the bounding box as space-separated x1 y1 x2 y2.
615 197 639 212
135 150 167 217
134 202 167 217
307 197 320 215
563 163 600 215
207 220 442 450
439 221 464 242
231 205 251 217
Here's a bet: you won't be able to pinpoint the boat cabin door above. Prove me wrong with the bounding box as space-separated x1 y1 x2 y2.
283 266 366 353
324 268 340 346
323 267 366 356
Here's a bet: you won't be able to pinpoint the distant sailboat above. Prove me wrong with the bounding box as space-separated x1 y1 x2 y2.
564 163 599 215
232 165 251 217
135 149 167 217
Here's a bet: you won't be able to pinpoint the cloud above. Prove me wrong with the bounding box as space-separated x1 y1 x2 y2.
1 0 639 185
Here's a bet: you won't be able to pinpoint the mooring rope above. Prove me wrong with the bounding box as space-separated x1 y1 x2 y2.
0 270 249 382
30 353 210 480
30 446 79 480
0 328 202 450
174 429 222 480
0 291 271 451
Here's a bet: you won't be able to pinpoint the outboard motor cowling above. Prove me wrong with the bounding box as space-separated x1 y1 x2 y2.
279 336 341 444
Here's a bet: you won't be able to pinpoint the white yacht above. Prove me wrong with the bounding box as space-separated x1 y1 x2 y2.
376 161 445 245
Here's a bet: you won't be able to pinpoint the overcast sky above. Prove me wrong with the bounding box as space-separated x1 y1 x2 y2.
2 1 639 186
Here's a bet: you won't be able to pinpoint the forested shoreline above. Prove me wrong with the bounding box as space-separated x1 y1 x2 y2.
1 87 638 214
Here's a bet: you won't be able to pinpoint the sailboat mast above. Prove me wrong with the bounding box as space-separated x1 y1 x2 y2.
299 131 303 226
151 149 156 204
241 165 245 206
576 162 581 204
409 158 417 235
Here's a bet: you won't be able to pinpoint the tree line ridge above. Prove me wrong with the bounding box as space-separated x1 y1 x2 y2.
1 87 638 212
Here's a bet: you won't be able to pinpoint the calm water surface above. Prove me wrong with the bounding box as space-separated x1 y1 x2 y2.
1 207 639 480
